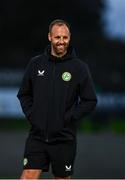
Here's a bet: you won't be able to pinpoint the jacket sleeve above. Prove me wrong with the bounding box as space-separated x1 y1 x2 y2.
72 63 97 121
17 60 33 121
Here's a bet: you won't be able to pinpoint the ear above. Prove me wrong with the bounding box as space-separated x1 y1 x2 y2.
48 33 51 42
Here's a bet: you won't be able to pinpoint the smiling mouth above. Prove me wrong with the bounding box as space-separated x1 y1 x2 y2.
57 45 65 49
57 45 64 47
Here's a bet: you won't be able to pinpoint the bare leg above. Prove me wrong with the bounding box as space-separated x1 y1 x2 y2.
54 176 71 180
20 169 42 179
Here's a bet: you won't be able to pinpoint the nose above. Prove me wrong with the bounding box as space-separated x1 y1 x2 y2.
59 37 64 44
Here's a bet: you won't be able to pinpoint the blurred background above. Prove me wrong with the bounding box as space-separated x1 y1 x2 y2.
0 0 125 178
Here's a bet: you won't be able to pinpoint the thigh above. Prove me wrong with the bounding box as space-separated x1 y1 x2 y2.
23 135 50 172
49 141 77 177
20 169 42 179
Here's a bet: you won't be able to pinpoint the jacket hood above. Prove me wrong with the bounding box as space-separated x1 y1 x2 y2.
44 44 77 62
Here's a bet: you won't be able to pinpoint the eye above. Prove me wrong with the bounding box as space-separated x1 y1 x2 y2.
63 36 68 39
55 36 60 39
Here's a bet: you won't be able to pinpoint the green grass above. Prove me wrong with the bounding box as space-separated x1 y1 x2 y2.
111 120 125 133
0 118 30 131
1 117 125 134
79 117 125 134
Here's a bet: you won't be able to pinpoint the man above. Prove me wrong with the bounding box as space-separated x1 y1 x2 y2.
17 19 97 179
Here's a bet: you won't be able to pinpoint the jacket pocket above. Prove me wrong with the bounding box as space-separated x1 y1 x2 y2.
64 103 77 126
64 109 73 126
27 107 33 124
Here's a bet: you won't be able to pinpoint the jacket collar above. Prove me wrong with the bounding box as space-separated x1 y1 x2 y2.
44 44 77 62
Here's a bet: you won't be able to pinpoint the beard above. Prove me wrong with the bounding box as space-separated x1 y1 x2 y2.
52 43 69 57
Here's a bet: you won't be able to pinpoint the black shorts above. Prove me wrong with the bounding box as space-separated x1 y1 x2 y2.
23 135 77 177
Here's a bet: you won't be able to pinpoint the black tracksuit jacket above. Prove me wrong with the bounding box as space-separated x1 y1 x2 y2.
17 46 97 143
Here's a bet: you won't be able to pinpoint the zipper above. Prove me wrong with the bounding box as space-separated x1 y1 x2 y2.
45 61 56 142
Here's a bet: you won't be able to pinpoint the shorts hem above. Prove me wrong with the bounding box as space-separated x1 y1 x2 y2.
52 171 73 177
23 166 49 172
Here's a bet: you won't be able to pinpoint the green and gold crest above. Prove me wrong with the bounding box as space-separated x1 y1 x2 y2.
62 72 72 81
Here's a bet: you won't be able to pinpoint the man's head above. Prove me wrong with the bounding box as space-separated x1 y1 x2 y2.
48 19 71 57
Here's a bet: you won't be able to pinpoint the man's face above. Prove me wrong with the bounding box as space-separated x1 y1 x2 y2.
48 24 71 57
